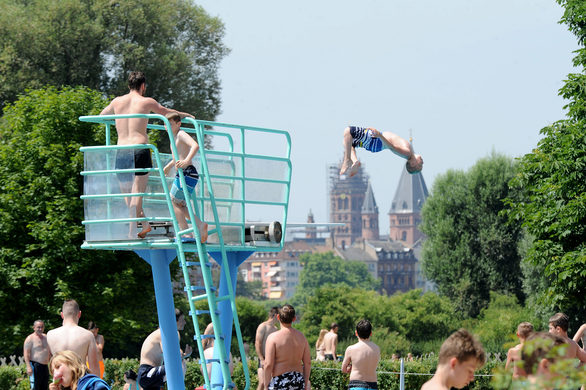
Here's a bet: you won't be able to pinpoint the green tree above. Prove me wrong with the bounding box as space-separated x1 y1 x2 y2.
236 270 264 301
505 0 586 322
298 285 383 343
385 289 458 344
465 292 541 353
293 252 380 307
0 86 158 357
0 0 228 118
421 153 524 317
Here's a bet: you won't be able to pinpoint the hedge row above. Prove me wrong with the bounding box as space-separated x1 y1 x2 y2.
1 357 502 390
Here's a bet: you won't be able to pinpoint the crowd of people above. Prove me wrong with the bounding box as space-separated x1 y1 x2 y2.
23 300 109 390
23 71 583 390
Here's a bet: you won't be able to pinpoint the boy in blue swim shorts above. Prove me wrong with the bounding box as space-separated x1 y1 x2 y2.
339 126 424 177
163 113 208 243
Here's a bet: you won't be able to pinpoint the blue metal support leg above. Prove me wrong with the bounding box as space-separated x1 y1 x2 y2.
208 251 254 388
136 249 185 390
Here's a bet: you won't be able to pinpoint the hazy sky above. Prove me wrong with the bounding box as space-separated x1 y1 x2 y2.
196 0 578 235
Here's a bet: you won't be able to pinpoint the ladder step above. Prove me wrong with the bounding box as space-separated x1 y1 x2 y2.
185 285 216 292
189 309 219 316
216 295 230 302
212 383 235 389
186 261 211 267
191 294 209 302
207 228 218 235
174 237 197 243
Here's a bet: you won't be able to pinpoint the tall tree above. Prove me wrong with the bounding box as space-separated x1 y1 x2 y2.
0 86 158 357
506 0 586 322
292 252 380 307
421 153 524 317
0 0 229 118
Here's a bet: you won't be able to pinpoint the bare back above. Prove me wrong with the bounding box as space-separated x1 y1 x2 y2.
140 329 164 366
101 90 178 145
255 321 278 360
505 344 524 378
343 340 380 382
324 331 338 356
24 333 51 364
564 336 586 362
265 327 309 378
47 324 98 371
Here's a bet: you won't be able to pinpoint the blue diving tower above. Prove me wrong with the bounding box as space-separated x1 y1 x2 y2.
79 114 292 390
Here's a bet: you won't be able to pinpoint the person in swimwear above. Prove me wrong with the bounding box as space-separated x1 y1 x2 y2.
255 307 280 390
162 112 208 243
100 71 194 239
339 126 423 177
263 304 311 390
47 300 99 377
24 320 51 390
87 321 105 379
342 319 380 390
420 329 485 390
323 322 339 361
137 308 192 390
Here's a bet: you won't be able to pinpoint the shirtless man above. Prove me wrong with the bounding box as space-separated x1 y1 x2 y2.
323 322 339 361
548 312 586 362
505 321 533 378
264 304 311 390
100 71 194 238
87 321 105 379
342 320 381 390
138 309 192 390
24 320 51 390
255 307 280 390
47 300 99 376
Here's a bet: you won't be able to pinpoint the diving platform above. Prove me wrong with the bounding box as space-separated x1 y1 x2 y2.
79 114 292 390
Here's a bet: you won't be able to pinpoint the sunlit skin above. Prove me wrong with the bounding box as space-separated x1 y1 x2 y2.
450 358 478 389
50 360 73 388
421 357 480 390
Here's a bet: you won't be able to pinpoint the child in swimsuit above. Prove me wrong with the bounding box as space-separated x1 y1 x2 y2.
163 113 208 243
339 126 423 177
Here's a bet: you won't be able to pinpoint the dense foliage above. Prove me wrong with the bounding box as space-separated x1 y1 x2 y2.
0 0 228 118
505 0 586 322
292 251 380 307
420 153 524 317
0 86 158 357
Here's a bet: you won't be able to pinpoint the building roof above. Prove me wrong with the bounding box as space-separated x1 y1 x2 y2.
388 166 429 214
361 181 378 214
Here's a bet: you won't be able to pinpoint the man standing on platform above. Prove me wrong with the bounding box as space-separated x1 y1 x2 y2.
100 71 194 239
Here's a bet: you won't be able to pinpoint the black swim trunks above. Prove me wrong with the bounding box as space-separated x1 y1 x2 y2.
137 364 166 390
348 379 378 390
268 371 305 390
30 361 49 390
115 148 153 182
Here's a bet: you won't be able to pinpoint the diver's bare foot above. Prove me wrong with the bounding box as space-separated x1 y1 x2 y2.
137 223 152 239
349 161 361 177
198 223 208 243
340 159 353 175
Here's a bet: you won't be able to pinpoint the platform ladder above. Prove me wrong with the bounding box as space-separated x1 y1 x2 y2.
172 117 248 390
